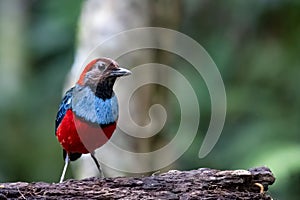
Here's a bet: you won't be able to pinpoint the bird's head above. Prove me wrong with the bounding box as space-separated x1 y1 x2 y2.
76 58 131 98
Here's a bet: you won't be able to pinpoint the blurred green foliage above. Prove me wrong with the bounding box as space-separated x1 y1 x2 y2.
0 0 82 182
0 0 299 199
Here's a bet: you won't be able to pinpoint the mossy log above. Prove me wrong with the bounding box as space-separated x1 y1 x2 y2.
0 166 275 200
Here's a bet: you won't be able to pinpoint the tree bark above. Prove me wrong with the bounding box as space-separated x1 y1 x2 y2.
0 166 275 200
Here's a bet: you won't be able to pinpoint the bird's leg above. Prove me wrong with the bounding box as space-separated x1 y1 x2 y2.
91 152 104 178
59 154 69 183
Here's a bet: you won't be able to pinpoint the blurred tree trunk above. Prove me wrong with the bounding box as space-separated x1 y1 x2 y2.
0 0 26 106
64 0 182 178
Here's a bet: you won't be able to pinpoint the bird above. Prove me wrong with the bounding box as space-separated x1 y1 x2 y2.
55 57 131 183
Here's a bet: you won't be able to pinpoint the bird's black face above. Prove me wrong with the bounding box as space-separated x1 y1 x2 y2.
83 58 131 99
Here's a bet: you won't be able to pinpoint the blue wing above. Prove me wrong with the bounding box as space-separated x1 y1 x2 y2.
55 87 74 134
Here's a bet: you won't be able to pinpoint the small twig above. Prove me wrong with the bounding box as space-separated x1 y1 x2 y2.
17 187 26 200
254 182 265 193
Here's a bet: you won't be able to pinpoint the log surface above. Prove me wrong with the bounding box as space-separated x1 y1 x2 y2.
0 166 275 200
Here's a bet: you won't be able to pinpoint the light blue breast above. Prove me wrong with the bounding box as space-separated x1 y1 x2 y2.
94 95 118 124
72 85 118 125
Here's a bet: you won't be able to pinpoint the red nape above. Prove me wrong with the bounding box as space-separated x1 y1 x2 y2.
56 109 116 154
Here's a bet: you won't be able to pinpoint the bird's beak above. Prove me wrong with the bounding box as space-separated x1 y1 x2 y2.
109 67 132 77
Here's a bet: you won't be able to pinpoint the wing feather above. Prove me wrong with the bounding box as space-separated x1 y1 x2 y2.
55 87 74 134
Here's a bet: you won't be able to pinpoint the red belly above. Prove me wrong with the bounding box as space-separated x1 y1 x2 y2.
56 110 116 154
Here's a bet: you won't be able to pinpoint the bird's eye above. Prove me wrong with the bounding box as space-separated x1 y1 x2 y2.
96 62 106 71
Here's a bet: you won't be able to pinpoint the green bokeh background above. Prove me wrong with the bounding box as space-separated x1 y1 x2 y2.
0 1 299 199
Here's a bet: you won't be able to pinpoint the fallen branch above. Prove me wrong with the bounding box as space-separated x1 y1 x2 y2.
0 166 275 199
